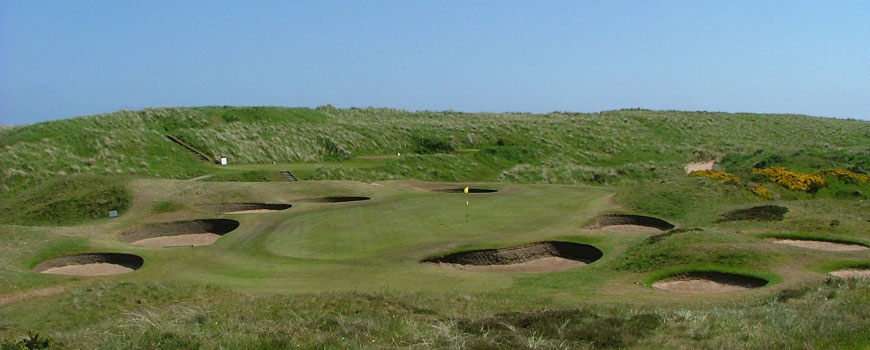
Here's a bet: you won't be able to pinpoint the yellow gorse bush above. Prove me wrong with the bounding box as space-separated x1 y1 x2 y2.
751 185 773 200
688 170 742 185
752 167 826 192
815 168 870 184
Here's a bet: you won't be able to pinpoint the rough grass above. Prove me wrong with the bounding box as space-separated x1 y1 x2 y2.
3 107 869 198
1 279 867 349
0 176 130 225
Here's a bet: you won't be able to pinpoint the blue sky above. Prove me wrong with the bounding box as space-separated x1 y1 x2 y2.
1 1 869 124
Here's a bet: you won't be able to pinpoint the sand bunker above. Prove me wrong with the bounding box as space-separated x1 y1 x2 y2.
685 161 715 174
716 205 788 223
121 219 239 247
830 268 870 279
197 203 292 214
434 188 498 194
652 271 767 293
589 214 675 232
300 196 371 203
771 239 868 252
34 253 143 276
422 241 603 272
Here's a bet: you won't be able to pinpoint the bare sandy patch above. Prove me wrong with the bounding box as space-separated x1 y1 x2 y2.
131 233 221 247
830 268 870 279
685 161 715 174
772 239 868 252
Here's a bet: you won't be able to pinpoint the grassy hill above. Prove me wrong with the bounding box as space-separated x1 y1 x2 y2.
0 107 868 349
3 107 868 195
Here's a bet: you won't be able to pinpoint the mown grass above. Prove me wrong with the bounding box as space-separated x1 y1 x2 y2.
150 201 185 214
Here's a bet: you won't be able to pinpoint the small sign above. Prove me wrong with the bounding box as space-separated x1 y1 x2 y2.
108 210 118 218
220 157 227 165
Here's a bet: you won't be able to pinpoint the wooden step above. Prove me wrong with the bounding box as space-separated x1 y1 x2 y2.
279 170 298 182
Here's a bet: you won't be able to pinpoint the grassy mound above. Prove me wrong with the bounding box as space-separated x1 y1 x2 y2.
0 176 130 225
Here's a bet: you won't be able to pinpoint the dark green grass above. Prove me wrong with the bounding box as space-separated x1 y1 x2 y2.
0 176 130 226
150 201 185 213
202 169 285 182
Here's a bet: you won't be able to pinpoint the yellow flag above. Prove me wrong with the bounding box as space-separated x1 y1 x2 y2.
464 186 469 194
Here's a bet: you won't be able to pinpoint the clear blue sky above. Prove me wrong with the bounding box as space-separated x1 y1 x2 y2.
2 1 869 124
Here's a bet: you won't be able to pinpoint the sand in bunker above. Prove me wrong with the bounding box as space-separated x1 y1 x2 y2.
40 263 134 277
772 239 868 252
652 272 766 293
653 279 751 293
433 257 587 273
602 225 663 233
685 161 715 174
131 233 220 247
225 209 284 214
830 268 870 279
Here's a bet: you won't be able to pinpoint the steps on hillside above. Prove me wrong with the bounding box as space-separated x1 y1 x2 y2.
165 135 210 162
279 170 298 182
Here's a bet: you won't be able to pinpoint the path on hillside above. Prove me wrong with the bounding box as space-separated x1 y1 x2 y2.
165 134 210 162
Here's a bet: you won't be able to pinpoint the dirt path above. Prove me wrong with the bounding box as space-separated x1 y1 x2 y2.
0 285 67 306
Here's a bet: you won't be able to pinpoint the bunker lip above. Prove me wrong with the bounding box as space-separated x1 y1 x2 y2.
34 253 143 276
829 268 870 279
300 196 371 203
121 219 240 247
589 214 675 232
652 271 768 293
197 203 292 214
422 241 603 272
770 238 869 252
433 188 498 194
